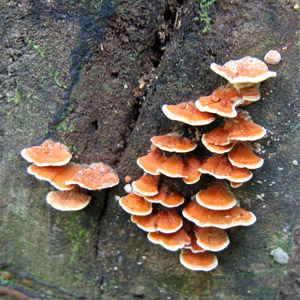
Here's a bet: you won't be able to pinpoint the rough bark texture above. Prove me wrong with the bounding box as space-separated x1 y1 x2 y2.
0 1 299 299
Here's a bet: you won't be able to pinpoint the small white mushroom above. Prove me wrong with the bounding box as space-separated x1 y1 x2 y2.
264 50 281 65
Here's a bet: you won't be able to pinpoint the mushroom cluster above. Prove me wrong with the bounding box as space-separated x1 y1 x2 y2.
21 139 119 211
119 56 277 271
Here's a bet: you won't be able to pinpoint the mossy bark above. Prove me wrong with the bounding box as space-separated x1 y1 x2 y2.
0 1 299 299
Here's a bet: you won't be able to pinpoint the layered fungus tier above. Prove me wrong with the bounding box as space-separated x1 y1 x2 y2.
119 56 276 271
21 139 119 211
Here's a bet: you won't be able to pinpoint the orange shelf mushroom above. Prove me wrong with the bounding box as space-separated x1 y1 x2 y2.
202 109 266 153
157 155 185 178
21 139 72 167
183 200 256 229
119 193 152 216
239 84 261 103
144 183 184 208
229 181 244 188
210 56 277 85
65 162 119 190
22 140 119 211
137 145 167 175
195 85 244 118
27 164 77 190
147 228 191 251
228 142 264 169
199 154 253 183
162 102 215 126
179 249 218 271
132 173 160 196
46 188 91 211
185 232 206 253
131 208 183 233
182 156 202 184
119 55 274 272
194 226 230 252
195 181 237 210
151 134 197 153
224 110 266 142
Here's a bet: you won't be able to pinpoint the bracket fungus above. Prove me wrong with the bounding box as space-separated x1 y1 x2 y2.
195 85 244 118
137 145 167 175
119 193 153 216
131 208 183 233
179 249 218 272
119 55 275 271
27 164 77 191
151 134 197 153
132 173 160 196
65 162 119 190
162 102 215 126
228 142 264 169
46 188 91 211
183 200 256 229
147 228 191 251
210 56 277 85
199 154 253 183
195 181 237 210
21 139 72 166
194 226 230 252
144 183 185 208
22 140 119 211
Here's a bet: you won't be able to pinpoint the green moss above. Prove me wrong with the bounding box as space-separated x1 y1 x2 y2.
54 72 67 90
194 0 217 33
28 39 45 59
64 215 90 263
0 272 15 286
266 39 277 47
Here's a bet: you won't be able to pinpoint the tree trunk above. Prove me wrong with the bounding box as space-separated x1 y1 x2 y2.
0 1 299 299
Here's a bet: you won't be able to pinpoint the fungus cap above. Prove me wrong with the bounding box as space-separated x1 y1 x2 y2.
264 50 281 65
162 102 215 126
137 146 166 175
195 181 237 210
131 208 183 233
179 249 218 271
240 84 261 102
65 162 119 190
144 183 184 208
198 154 253 183
119 192 152 216
27 163 79 190
185 232 206 253
46 188 91 211
194 226 230 252
202 127 231 146
195 85 244 118
157 155 185 178
202 135 235 154
132 173 160 196
228 143 264 169
183 201 257 229
21 139 72 166
224 110 266 141
151 134 197 153
147 228 191 251
229 181 243 188
210 56 277 84
182 156 202 184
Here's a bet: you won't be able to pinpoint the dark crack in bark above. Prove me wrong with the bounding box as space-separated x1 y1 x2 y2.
114 0 186 167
